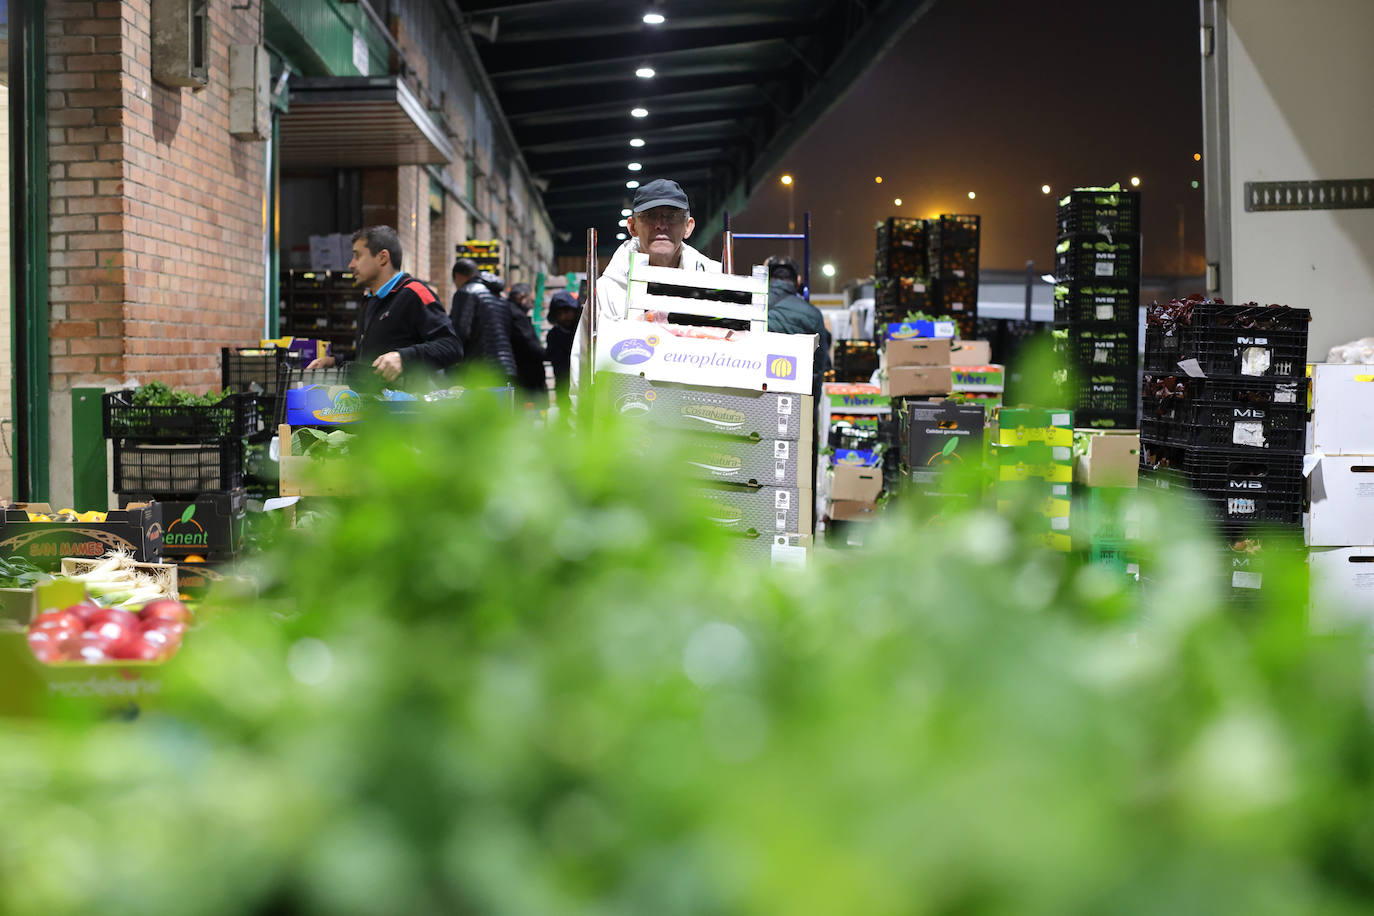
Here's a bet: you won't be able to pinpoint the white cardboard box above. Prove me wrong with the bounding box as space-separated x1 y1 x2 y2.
1308 456 1374 545
595 319 815 395
1310 547 1374 631
1312 364 1374 455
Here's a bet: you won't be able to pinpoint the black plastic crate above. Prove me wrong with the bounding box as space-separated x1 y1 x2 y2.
1054 327 1139 370
1138 443 1304 525
1141 375 1306 444
833 341 880 383
113 440 245 497
1140 414 1305 453
1064 372 1138 412
875 218 927 277
1074 409 1137 430
1055 235 1140 283
929 214 980 249
874 275 931 314
929 308 978 341
1143 297 1311 378
931 277 977 315
103 390 264 441
1053 284 1138 324
1056 189 1141 237
222 347 289 398
929 246 980 278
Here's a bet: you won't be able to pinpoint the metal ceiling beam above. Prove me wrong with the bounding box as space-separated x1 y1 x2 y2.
491 44 792 92
514 107 765 147
540 149 725 179
501 70 790 117
481 23 811 75
522 120 742 156
509 85 766 128
697 0 941 244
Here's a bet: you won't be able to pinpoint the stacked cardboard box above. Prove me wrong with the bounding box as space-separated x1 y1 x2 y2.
1308 364 1374 627
1052 189 1142 429
993 408 1075 551
1139 297 1311 603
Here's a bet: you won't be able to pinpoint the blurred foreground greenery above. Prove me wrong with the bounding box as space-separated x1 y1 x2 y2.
2 391 1373 916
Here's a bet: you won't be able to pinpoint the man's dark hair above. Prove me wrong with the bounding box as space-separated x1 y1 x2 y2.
352 226 403 270
767 256 800 284
509 283 532 301
453 257 479 279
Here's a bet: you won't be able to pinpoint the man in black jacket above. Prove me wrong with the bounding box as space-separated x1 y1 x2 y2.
544 291 580 410
307 226 461 390
506 283 547 401
450 258 516 381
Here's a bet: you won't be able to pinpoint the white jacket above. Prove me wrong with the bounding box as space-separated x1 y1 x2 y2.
570 238 723 408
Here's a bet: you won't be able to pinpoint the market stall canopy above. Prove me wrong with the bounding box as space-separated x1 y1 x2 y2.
461 0 939 258
279 76 457 169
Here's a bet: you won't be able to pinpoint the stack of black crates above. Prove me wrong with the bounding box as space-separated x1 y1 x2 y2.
874 215 980 341
926 214 980 340
1137 295 1311 603
103 384 261 563
1053 189 1141 429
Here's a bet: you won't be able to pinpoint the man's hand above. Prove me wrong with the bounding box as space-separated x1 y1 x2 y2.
372 351 403 382
306 355 336 369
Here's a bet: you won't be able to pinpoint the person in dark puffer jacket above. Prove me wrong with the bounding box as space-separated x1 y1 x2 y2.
450 258 516 381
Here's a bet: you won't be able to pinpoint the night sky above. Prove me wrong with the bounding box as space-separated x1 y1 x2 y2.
720 0 1205 285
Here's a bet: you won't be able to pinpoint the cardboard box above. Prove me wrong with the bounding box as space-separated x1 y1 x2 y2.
829 453 883 503
723 532 813 565
175 561 257 600
951 365 1005 393
1312 364 1374 455
828 499 880 521
680 436 811 489
599 374 810 441
995 442 1074 483
1310 547 1374 630
883 365 951 397
595 319 815 395
0 627 174 718
825 384 889 413
997 407 1075 447
951 340 992 366
0 503 163 570
884 320 956 340
309 234 340 272
884 337 952 367
1308 456 1374 546
900 401 985 484
119 490 245 561
284 385 363 426
1074 430 1140 488
696 486 812 537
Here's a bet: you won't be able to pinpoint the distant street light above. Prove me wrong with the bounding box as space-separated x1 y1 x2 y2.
894 198 902 206
1193 152 1201 161
874 176 883 184
967 191 976 200
1041 184 1052 194
1130 176 1141 187
821 263 837 293
780 174 793 185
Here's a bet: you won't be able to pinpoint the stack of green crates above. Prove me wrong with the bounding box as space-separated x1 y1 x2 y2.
994 407 1074 551
1078 485 1138 579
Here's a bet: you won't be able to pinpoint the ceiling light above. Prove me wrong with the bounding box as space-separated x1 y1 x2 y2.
621 208 632 217
626 180 640 189
629 138 645 147
643 12 665 25
630 107 648 118
617 232 628 240
628 162 642 171
635 67 655 79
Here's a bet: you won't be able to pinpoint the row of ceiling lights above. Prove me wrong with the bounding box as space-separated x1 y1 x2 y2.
614 9 668 238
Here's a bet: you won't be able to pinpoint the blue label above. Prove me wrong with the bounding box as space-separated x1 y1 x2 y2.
765 355 797 380
610 338 656 365
833 449 881 467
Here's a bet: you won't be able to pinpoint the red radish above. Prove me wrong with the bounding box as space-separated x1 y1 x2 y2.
78 644 110 663
86 607 140 632
108 638 161 661
31 610 83 633
67 603 106 624
138 599 190 625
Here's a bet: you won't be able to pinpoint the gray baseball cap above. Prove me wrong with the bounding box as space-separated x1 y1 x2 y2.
632 178 690 212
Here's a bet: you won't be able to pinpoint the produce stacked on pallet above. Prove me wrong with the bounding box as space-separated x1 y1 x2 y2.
1307 364 1374 625
1053 188 1142 429
104 382 257 572
926 214 981 340
1138 295 1311 602
873 217 930 335
279 270 361 362
993 408 1075 552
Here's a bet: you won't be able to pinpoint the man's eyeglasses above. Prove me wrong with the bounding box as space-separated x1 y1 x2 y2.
635 208 688 225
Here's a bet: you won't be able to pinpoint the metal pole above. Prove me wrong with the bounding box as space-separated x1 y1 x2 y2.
722 230 734 274
1024 259 1034 323
584 228 598 391
802 211 812 301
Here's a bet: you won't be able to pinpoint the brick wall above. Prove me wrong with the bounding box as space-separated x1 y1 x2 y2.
45 0 267 502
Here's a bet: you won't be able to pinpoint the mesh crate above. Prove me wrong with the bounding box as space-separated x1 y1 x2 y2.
1143 297 1311 378
113 440 245 497
1074 409 1136 430
1054 235 1140 283
929 246 980 278
221 347 289 398
875 218 927 277
1139 441 1305 525
103 390 264 441
1063 371 1138 412
1054 327 1139 370
1139 414 1305 453
874 276 931 314
833 341 880 383
1052 284 1138 324
929 214 980 249
1056 189 1141 237
931 277 977 315
1141 375 1306 443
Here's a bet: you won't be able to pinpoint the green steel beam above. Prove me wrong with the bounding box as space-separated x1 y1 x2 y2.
70 389 106 510
10 0 49 500
269 112 281 336
264 0 389 77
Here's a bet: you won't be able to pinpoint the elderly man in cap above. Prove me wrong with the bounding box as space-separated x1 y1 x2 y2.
571 179 722 403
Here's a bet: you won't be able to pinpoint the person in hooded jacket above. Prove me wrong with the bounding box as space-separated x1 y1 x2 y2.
544 291 581 410
506 282 548 401
764 255 832 400
450 259 516 381
570 178 721 408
